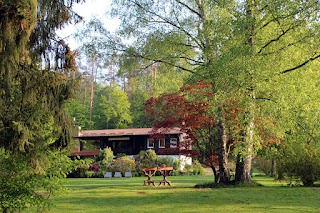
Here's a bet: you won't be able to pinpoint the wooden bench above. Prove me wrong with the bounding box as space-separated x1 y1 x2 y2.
142 167 157 186
158 167 173 186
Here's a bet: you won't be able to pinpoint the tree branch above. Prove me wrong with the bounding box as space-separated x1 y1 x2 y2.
124 50 197 74
257 27 292 54
297 123 316 143
259 36 309 56
131 0 204 49
280 53 320 74
175 0 202 18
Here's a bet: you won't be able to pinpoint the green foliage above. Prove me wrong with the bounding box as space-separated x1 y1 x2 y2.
0 148 76 212
0 0 88 211
192 160 205 176
100 82 132 129
253 157 272 176
73 158 95 178
157 156 179 170
137 150 158 168
176 160 205 176
65 99 92 129
281 140 320 186
112 156 136 174
97 147 114 169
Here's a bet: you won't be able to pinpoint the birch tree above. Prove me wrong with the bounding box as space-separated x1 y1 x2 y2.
111 0 320 182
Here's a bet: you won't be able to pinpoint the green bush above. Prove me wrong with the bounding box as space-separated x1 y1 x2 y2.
97 147 114 168
0 148 76 212
73 158 94 178
116 153 127 158
112 156 136 174
282 141 320 186
138 150 158 167
192 160 205 175
157 156 179 170
85 171 95 178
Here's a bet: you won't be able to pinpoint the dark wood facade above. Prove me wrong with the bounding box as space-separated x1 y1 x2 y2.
71 128 186 157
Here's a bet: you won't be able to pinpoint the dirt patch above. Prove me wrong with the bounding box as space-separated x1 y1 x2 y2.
137 191 146 194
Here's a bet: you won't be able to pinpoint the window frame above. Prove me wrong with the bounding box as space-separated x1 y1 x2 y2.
170 138 178 148
147 138 155 149
158 138 166 148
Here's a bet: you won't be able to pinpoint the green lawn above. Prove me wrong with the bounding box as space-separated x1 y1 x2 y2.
28 175 320 213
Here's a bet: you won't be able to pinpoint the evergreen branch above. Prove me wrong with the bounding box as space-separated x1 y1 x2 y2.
280 53 320 74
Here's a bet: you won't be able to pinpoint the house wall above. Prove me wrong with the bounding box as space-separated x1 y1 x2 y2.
77 133 192 169
158 155 192 170
79 134 183 156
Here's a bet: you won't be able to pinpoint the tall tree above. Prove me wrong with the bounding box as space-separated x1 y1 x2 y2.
74 17 119 123
0 0 83 211
112 0 320 183
146 82 220 182
98 82 132 129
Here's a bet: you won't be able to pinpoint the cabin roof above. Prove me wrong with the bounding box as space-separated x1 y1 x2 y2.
76 127 182 138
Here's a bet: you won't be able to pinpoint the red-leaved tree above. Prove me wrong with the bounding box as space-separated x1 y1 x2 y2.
146 81 226 182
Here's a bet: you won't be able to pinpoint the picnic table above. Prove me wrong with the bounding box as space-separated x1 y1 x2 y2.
158 166 173 186
142 167 157 186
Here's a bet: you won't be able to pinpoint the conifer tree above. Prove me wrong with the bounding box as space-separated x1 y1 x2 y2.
0 1 83 212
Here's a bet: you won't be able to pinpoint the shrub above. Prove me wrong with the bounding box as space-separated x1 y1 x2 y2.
85 171 95 178
138 149 158 167
157 156 179 170
90 163 100 172
112 156 136 174
97 147 114 168
192 160 205 175
73 158 94 178
282 140 320 186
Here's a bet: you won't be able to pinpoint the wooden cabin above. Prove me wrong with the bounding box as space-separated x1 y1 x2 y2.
70 128 192 167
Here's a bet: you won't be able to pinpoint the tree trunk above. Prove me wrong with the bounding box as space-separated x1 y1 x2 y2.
235 154 244 182
217 110 230 183
235 154 252 182
89 58 95 122
271 159 276 177
235 120 254 183
234 0 256 183
210 165 218 183
276 159 285 180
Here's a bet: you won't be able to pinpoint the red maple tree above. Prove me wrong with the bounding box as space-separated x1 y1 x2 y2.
146 81 220 175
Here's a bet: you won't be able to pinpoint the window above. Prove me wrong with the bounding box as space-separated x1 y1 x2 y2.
159 138 165 148
147 138 154 148
170 138 177 148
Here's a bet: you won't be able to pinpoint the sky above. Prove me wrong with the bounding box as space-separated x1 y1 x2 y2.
57 0 120 50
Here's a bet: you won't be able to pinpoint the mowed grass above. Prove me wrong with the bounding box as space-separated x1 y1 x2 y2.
28 175 320 213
